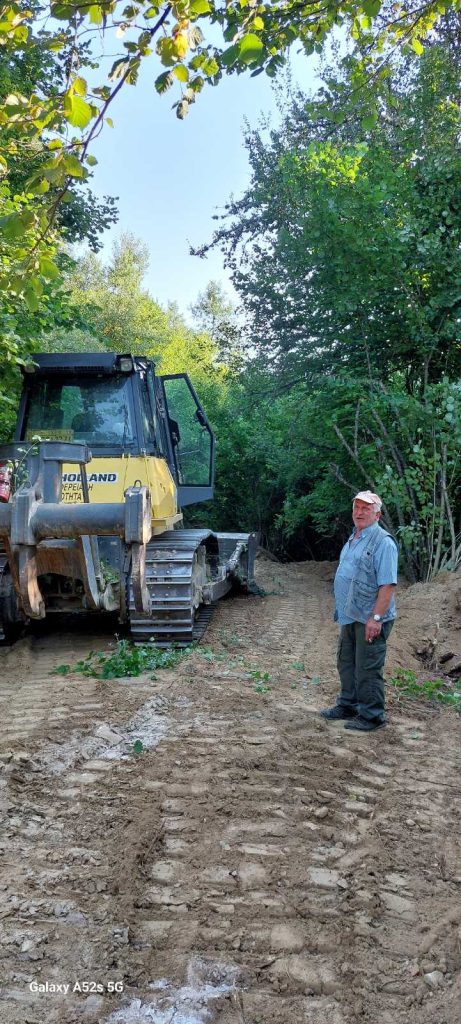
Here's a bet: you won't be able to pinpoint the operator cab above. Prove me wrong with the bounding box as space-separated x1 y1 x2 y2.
17 353 215 505
22 374 136 448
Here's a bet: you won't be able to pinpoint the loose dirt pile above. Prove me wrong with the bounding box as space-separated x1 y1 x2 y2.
0 558 460 1024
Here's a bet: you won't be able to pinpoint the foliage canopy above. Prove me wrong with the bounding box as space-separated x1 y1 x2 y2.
0 0 458 305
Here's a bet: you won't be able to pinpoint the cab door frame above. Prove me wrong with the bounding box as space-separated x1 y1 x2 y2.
156 373 215 507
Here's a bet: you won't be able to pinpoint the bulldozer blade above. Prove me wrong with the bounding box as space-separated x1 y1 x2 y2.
216 532 258 590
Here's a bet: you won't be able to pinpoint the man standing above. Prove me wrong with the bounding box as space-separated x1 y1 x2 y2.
321 491 397 732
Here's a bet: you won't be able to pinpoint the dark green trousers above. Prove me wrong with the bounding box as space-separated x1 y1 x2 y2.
336 621 393 722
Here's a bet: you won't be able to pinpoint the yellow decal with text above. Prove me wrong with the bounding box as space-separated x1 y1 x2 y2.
60 456 180 530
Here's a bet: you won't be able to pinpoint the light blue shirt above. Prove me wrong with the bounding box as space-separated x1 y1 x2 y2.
334 523 398 626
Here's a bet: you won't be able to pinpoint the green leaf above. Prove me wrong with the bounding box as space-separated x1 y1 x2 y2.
221 43 239 67
63 92 93 129
73 76 88 97
13 25 29 43
190 0 211 12
411 38 424 55
155 70 174 94
186 74 204 93
41 162 63 184
201 57 219 76
47 35 66 51
0 211 33 239
238 32 264 65
39 257 59 280
133 740 144 754
126 58 140 84
157 37 178 67
109 57 129 81
361 110 378 130
29 178 50 195
24 286 41 312
173 64 189 82
85 153 98 166
50 2 74 19
362 0 381 16
61 153 86 178
88 4 103 23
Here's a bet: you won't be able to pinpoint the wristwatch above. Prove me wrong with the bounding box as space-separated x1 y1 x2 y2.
373 614 383 622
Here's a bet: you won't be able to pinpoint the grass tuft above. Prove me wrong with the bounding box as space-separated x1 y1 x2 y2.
390 667 461 713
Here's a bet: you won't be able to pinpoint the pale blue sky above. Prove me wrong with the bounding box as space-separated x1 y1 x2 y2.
88 52 319 315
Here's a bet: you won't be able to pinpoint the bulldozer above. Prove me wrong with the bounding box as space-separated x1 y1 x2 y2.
0 352 257 644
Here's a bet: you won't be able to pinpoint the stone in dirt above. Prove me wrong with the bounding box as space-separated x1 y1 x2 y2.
95 724 123 745
423 970 445 990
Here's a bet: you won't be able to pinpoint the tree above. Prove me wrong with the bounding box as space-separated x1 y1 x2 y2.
0 4 118 304
201 44 461 393
53 234 226 379
189 43 461 578
189 281 243 367
1 0 458 307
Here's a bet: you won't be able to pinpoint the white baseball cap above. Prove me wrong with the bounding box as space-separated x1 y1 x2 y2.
353 490 382 509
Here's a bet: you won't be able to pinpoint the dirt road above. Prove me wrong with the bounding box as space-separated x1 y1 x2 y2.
1 559 460 1024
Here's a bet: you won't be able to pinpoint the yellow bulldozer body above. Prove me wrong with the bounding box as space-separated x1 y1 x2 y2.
60 455 182 534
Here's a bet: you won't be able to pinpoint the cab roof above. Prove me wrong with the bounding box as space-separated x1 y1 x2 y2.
22 353 152 375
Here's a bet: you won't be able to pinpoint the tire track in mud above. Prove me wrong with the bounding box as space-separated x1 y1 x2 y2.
108 708 461 1024
207 561 335 665
0 560 460 1024
0 630 116 750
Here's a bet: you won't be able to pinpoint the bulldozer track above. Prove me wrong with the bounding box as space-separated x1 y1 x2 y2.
128 530 216 646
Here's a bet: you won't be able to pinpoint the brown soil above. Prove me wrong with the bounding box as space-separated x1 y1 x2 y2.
0 557 460 1024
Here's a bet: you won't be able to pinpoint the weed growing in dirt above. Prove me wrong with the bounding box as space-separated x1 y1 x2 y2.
53 640 188 680
249 670 272 683
196 647 216 662
291 661 305 671
390 668 461 712
191 646 245 667
246 669 272 693
217 629 245 649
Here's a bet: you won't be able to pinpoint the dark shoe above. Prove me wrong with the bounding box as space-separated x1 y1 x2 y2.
320 706 358 721
344 716 385 732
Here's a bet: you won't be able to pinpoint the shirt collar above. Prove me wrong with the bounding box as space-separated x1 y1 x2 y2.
349 522 378 542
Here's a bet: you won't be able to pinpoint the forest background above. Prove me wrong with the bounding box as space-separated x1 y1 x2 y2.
1 1 460 584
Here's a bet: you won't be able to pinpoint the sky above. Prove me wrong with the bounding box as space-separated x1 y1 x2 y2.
87 47 320 317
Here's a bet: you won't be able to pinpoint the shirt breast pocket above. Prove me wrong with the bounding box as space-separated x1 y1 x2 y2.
354 580 376 599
